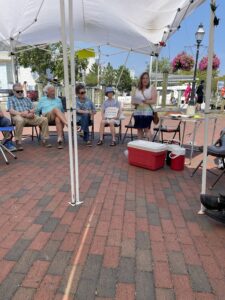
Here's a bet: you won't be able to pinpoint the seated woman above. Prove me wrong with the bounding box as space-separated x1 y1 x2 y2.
76 84 96 147
97 87 121 146
36 85 67 149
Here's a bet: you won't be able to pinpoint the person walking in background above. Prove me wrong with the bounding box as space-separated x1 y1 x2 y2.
131 72 157 140
184 83 191 104
196 80 204 111
76 84 96 147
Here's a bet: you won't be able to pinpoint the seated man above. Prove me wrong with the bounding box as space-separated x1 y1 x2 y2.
0 106 17 151
36 85 68 149
8 83 51 151
76 84 96 147
97 87 121 146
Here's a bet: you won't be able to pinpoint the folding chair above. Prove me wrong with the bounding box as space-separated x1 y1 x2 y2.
0 126 17 164
122 113 135 144
152 120 182 144
191 129 225 189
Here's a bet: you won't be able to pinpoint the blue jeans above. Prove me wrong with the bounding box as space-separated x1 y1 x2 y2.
0 116 11 127
79 114 91 141
0 116 13 140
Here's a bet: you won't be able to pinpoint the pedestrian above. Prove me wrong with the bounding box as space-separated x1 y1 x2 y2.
196 80 204 111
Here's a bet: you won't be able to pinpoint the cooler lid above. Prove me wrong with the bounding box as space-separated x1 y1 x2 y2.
128 140 167 152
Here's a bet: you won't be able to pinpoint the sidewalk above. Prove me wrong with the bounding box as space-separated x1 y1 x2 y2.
0 114 224 300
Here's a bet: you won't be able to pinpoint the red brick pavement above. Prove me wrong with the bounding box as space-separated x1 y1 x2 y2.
0 112 225 299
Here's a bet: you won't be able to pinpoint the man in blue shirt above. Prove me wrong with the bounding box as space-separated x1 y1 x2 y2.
8 83 51 151
36 85 67 149
76 84 96 146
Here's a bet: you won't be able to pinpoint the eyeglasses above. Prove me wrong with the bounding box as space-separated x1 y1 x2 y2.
14 90 24 94
79 91 86 95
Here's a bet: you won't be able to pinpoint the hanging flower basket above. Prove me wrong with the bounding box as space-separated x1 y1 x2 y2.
172 51 194 72
198 54 220 71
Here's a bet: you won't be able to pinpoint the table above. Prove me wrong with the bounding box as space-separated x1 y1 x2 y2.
156 115 217 164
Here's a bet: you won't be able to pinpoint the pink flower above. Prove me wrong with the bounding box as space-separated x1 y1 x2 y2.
172 52 194 72
199 54 220 71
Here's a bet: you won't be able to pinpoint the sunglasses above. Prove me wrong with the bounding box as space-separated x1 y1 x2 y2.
79 91 86 95
14 90 24 94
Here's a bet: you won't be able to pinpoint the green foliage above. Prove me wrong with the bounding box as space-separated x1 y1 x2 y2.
149 57 171 73
116 66 132 92
101 63 116 87
85 63 98 86
17 42 88 83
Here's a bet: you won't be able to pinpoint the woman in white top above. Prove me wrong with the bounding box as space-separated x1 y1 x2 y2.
131 72 157 140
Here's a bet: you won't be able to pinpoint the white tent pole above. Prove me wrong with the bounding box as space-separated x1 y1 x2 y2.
155 56 159 106
69 0 82 206
198 0 215 214
10 38 17 82
115 50 131 90
149 55 153 86
60 0 76 204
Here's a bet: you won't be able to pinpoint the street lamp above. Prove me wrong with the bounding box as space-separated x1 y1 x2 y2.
189 23 205 105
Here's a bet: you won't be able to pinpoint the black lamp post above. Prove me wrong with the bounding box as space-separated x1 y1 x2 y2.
189 23 205 105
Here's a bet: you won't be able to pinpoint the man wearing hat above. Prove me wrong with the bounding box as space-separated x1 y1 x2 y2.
97 87 121 146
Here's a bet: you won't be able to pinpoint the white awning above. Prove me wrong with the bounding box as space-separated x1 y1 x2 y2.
0 0 205 55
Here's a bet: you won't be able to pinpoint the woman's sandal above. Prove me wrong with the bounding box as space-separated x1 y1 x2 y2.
97 140 103 145
110 141 116 147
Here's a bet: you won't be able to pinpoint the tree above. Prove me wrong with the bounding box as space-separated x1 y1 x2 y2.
101 63 116 87
148 57 171 73
115 66 132 93
85 63 98 86
17 42 88 84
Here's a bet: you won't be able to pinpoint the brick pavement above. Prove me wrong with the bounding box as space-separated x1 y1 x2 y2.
0 112 225 299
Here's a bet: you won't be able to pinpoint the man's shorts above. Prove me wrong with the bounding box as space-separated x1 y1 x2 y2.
44 112 55 123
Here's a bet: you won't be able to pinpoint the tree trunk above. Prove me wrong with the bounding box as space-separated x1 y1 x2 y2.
162 71 168 107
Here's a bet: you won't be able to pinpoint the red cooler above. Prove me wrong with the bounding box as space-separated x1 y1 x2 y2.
169 147 186 171
128 140 167 170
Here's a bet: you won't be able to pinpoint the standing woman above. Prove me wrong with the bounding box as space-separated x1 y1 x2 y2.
132 72 157 140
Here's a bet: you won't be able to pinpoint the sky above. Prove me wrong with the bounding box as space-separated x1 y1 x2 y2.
78 0 225 77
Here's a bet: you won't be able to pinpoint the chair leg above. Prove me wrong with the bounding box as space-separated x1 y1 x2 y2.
31 126 34 141
122 127 129 144
0 145 9 164
210 169 225 189
191 159 203 177
35 126 40 141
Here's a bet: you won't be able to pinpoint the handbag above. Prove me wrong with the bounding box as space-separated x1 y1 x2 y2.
150 104 159 125
141 90 159 125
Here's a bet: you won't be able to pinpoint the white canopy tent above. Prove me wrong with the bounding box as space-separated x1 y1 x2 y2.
0 0 214 208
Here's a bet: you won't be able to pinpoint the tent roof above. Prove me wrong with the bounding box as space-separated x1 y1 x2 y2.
0 0 205 55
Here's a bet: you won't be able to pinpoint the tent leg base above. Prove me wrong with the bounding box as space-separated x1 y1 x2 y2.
68 201 83 207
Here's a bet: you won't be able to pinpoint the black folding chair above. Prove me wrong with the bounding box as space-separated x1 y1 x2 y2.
191 129 225 189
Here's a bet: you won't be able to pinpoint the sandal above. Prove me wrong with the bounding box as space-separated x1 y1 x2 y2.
110 141 116 147
97 140 103 145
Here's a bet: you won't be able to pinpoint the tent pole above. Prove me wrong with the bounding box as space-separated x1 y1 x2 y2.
149 55 153 86
60 0 76 204
10 38 18 83
155 56 159 106
69 0 82 206
198 0 215 214
115 50 131 90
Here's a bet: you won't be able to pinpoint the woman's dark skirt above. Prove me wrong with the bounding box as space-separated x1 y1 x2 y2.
133 115 153 129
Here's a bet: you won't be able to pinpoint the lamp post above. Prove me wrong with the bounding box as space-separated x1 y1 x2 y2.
189 23 205 105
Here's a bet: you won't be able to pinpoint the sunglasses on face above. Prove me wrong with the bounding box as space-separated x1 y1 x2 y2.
14 90 24 94
79 91 86 95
